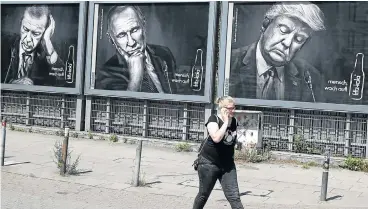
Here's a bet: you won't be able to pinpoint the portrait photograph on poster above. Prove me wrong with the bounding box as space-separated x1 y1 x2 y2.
221 1 368 112
85 2 216 102
1 2 86 94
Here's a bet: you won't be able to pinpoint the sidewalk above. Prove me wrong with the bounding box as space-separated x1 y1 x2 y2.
2 131 368 209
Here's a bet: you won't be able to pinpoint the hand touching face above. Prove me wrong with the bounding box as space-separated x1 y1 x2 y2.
109 7 145 59
223 103 236 118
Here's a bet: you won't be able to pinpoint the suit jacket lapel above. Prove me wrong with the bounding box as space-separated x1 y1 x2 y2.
147 46 171 93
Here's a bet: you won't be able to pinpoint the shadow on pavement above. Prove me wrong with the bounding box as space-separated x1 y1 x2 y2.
326 195 343 201
4 161 31 166
156 173 196 177
145 181 162 186
73 170 93 175
240 189 274 197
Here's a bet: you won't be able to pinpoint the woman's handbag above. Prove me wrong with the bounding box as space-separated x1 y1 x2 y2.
192 137 207 171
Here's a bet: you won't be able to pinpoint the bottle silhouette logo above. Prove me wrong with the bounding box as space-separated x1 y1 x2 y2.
65 45 75 84
349 53 365 101
190 49 204 92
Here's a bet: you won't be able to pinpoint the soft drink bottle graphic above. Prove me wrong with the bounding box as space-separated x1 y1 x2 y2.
65 45 75 84
190 49 204 92
349 53 365 101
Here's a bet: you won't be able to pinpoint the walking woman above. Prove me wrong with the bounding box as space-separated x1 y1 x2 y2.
193 96 244 209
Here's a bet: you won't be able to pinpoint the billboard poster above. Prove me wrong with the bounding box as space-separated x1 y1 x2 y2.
86 2 216 101
223 1 368 108
1 4 82 89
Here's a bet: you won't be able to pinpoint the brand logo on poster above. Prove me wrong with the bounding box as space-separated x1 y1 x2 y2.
190 49 204 92
65 45 75 84
349 53 365 101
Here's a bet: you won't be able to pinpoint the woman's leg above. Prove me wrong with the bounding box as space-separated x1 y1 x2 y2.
192 160 220 209
219 165 244 209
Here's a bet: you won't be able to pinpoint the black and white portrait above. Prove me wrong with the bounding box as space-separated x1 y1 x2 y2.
1 4 80 88
92 3 210 96
226 1 368 105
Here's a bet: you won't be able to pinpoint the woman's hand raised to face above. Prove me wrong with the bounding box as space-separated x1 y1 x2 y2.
221 108 230 124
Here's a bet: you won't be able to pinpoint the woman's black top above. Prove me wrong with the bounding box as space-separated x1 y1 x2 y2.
201 114 238 168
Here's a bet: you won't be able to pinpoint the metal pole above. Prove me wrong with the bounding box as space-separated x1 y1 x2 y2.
1 119 7 166
133 140 143 186
320 146 331 201
60 128 70 175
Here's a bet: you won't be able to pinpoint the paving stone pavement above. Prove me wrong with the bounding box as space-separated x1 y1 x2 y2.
1 131 368 209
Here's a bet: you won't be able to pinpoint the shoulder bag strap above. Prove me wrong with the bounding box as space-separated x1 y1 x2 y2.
197 115 219 156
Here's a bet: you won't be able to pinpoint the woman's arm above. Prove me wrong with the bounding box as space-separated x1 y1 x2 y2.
207 121 229 143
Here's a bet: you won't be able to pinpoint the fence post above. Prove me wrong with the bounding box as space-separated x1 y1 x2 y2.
61 128 70 175
25 92 31 126
288 110 295 151
133 139 143 187
344 113 351 157
105 98 111 134
142 100 148 138
182 103 188 141
75 95 84 131
1 119 7 166
60 95 66 129
84 96 92 132
320 146 331 201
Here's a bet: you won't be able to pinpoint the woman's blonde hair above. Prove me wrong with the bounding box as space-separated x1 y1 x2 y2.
215 96 235 109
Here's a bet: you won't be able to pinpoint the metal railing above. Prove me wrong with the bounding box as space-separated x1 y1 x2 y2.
1 90 367 158
259 109 368 158
1 90 77 129
88 96 206 142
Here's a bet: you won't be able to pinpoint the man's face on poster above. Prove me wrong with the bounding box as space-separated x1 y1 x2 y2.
20 11 47 53
260 15 312 67
110 7 146 57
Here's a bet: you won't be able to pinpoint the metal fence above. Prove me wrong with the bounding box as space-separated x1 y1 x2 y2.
1 90 367 158
260 109 367 158
87 96 206 142
1 90 78 129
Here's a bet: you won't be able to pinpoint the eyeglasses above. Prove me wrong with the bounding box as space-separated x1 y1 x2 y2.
224 106 236 110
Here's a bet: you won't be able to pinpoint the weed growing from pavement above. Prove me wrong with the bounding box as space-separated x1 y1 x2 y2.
130 171 147 187
109 134 118 143
52 140 82 176
137 172 147 186
340 156 368 172
301 161 319 169
88 131 93 139
234 147 271 163
175 142 191 152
